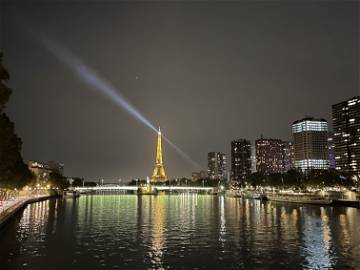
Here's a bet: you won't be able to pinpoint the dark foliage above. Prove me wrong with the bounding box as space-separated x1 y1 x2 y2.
49 172 69 190
246 169 351 189
0 53 34 189
72 177 85 187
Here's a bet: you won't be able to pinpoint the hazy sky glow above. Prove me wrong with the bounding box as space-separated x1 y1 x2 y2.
0 1 358 181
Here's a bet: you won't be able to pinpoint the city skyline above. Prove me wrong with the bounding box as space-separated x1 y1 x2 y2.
1 2 360 270
0 2 358 180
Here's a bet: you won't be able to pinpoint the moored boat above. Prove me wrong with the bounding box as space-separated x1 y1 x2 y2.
63 190 80 198
225 189 242 197
266 192 332 205
137 186 158 195
332 199 360 208
242 190 267 200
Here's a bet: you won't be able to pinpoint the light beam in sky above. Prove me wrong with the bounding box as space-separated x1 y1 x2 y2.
39 37 201 169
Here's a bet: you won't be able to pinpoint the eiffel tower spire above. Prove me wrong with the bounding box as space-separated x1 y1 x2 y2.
151 126 167 182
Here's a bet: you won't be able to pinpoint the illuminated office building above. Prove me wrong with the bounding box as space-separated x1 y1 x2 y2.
256 138 284 175
282 141 295 171
292 117 329 171
208 152 227 180
328 134 336 170
332 96 360 176
251 145 257 173
231 139 252 183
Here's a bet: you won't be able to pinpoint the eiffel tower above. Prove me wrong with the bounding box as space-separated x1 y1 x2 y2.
151 127 168 182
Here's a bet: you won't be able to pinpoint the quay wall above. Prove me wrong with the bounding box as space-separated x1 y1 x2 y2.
0 195 55 230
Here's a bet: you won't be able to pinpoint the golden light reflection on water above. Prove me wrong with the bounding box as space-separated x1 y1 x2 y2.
339 213 350 245
148 196 166 269
18 200 54 242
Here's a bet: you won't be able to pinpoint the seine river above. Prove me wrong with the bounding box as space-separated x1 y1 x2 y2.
0 194 360 269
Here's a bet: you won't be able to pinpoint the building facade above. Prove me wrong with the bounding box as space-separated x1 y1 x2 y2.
208 152 227 180
192 170 209 181
251 145 257 173
282 141 295 172
46 160 65 175
327 134 336 170
256 138 285 175
292 117 329 171
332 96 360 176
28 160 65 185
231 139 252 184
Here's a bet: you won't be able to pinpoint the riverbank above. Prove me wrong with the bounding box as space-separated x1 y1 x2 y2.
0 194 55 230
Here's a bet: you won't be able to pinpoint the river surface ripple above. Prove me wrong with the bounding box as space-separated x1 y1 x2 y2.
0 194 359 269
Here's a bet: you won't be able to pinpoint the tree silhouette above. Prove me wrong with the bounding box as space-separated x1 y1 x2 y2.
0 52 34 188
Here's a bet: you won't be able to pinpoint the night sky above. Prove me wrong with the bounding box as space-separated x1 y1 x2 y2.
0 1 359 182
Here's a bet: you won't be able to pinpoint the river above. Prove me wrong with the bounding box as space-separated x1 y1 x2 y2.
0 194 359 269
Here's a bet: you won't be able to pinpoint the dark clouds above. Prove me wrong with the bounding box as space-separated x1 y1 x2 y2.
0 1 358 181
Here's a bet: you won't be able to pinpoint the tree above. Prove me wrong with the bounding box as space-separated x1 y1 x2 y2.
0 52 33 189
72 177 84 187
84 181 97 187
247 172 266 187
0 52 11 111
283 169 303 188
48 172 69 190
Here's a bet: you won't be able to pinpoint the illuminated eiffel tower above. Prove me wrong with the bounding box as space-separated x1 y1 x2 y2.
151 127 167 182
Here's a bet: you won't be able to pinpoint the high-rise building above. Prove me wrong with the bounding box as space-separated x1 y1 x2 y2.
231 139 252 184
292 117 329 171
332 96 360 176
208 152 227 180
327 134 336 170
256 137 284 175
251 145 257 173
282 141 295 172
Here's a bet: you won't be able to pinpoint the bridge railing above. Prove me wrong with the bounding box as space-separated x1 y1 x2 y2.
74 186 215 191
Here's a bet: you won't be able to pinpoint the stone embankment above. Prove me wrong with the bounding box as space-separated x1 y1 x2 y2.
0 195 54 229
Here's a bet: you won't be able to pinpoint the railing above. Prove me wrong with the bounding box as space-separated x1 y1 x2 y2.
74 186 214 192
0 199 26 217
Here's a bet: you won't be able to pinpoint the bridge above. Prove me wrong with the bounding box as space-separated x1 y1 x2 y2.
74 185 216 193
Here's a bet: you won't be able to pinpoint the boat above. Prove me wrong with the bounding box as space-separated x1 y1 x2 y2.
137 186 158 195
242 190 267 200
266 192 332 205
225 189 242 198
63 190 80 198
332 199 360 208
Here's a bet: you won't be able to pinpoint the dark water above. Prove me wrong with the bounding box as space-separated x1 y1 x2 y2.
0 194 360 270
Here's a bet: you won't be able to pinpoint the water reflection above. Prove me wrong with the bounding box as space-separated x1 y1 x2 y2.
0 195 359 269
152 197 166 269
